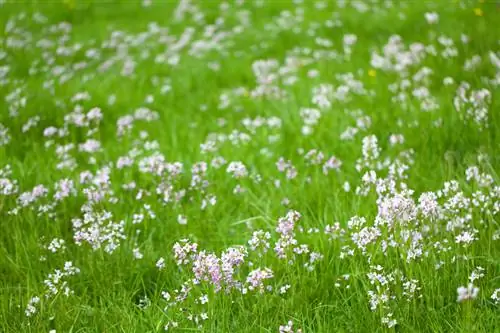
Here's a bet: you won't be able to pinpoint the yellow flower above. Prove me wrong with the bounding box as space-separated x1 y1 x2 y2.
474 8 483 16
368 69 376 77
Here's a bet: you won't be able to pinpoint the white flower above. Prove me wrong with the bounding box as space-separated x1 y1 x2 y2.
133 248 143 260
389 134 404 146
156 257 165 270
491 288 500 304
455 230 478 246
177 214 187 225
226 161 248 178
199 294 209 304
424 12 439 24
457 283 479 302
25 296 40 317
161 291 171 301
279 284 291 294
443 77 454 86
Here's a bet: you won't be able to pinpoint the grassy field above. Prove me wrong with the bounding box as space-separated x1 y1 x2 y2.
0 0 499 332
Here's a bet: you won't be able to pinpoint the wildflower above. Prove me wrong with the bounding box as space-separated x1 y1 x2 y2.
279 284 291 294
469 267 485 283
443 77 454 85
424 12 439 24
491 288 500 304
279 320 302 333
133 248 143 260
246 268 274 293
137 295 151 309
25 296 40 317
457 284 479 302
382 312 397 328
453 83 490 130
248 230 271 255
173 239 198 265
226 161 248 178
455 230 478 246
161 291 171 301
389 134 404 146
164 321 178 331
47 238 66 253
199 294 209 304
156 257 166 270
177 214 187 225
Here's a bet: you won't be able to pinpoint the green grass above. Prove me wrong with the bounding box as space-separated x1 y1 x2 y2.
0 0 499 332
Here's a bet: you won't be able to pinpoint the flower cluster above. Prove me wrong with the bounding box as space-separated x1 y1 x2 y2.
2 2 499 332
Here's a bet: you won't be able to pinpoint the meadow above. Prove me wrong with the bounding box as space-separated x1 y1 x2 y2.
0 0 499 332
